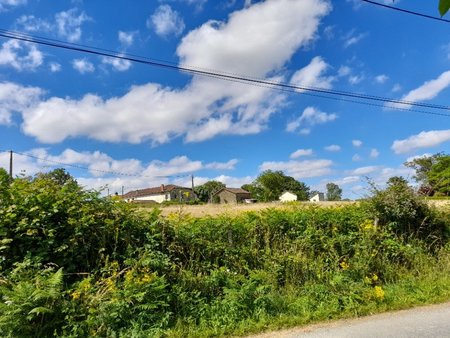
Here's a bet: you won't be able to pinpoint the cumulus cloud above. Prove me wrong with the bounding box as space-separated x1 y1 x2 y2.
0 40 43 71
0 82 42 124
17 0 331 145
15 15 52 32
290 56 335 90
351 166 379 175
0 148 241 194
72 58 95 74
0 0 26 11
49 62 61 72
342 29 367 48
101 56 132 71
389 71 450 109
391 129 450 154
259 159 333 179
118 31 136 47
324 144 341 152
286 106 337 134
352 154 361 162
352 139 363 147
56 8 90 42
290 148 313 159
375 74 388 84
149 5 185 37
370 148 379 158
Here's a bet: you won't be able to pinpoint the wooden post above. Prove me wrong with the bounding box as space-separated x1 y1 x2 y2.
9 150 13 179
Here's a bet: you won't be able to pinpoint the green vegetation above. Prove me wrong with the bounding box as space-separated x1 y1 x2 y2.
326 182 342 201
194 180 226 203
243 170 310 202
0 169 450 337
405 153 450 197
440 0 450 16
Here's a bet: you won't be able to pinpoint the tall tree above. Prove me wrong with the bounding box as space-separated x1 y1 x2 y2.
326 182 342 201
405 153 450 196
440 0 450 16
194 180 226 202
250 170 309 202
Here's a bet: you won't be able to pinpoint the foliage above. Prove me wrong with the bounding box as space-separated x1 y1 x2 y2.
1 168 450 337
326 182 342 201
405 153 450 196
194 181 226 203
247 170 309 202
440 0 450 16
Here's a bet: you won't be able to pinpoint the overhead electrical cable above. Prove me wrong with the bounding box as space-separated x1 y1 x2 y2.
360 0 450 23
0 29 449 118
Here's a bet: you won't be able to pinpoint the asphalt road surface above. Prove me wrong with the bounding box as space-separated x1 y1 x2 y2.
251 302 450 338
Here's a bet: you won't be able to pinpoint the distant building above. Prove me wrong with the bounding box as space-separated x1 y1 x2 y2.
212 188 251 204
279 191 297 202
123 184 195 203
309 192 325 202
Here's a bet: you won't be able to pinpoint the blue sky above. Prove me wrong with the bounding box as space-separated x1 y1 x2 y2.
0 0 449 198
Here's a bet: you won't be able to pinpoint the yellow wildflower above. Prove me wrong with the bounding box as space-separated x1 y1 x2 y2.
340 260 350 270
374 286 385 300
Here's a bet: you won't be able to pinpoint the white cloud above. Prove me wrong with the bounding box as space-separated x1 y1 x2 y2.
391 129 450 154
118 31 136 47
259 159 333 180
290 148 313 159
324 144 341 152
370 148 379 158
55 8 90 42
0 40 43 71
15 15 52 32
18 0 331 145
352 154 361 162
348 74 364 85
0 0 26 11
375 74 388 84
343 29 367 48
101 56 132 71
49 62 61 72
205 159 239 170
334 175 360 186
392 83 402 93
286 106 337 134
0 82 42 125
406 153 433 163
290 56 335 90
352 139 363 147
72 58 95 74
338 65 351 77
351 166 379 175
392 71 450 109
149 4 185 37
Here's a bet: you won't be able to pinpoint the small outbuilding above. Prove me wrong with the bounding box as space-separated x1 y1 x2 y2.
309 192 325 202
212 188 251 204
279 191 297 202
122 184 195 204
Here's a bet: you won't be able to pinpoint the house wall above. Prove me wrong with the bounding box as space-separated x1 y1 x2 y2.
310 193 324 202
134 193 167 203
217 190 238 204
280 192 297 202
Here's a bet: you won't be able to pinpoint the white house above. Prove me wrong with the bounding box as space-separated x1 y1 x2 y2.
309 192 325 202
123 184 195 204
279 191 297 202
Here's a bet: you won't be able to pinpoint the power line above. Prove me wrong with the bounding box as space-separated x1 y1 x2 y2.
0 29 449 117
360 0 450 23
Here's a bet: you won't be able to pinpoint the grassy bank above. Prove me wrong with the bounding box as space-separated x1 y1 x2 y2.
0 170 449 337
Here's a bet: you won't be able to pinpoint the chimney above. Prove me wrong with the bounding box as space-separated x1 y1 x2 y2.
160 184 165 192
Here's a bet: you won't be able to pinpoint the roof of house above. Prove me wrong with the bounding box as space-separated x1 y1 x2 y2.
123 184 189 198
213 188 251 195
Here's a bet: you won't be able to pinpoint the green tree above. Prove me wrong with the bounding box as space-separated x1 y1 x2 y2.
326 182 342 201
194 180 225 202
405 153 450 196
440 0 450 16
250 170 309 202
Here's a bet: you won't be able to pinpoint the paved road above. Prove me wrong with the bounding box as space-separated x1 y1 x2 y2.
251 302 450 338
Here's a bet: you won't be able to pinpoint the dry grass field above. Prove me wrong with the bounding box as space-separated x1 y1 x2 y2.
145 200 450 217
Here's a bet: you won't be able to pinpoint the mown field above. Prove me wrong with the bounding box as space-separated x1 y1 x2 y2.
1 170 450 337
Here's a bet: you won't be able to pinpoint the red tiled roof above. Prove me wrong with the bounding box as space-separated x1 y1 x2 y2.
122 184 189 199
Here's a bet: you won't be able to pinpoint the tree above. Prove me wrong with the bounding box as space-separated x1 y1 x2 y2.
249 170 309 202
326 183 342 201
194 180 225 202
405 153 450 196
440 0 450 16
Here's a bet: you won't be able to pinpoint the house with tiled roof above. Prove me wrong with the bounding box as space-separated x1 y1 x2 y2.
212 187 251 204
122 184 195 204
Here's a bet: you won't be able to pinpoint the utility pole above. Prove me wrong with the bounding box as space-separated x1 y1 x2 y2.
9 150 13 179
191 174 194 191
121 185 124 197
